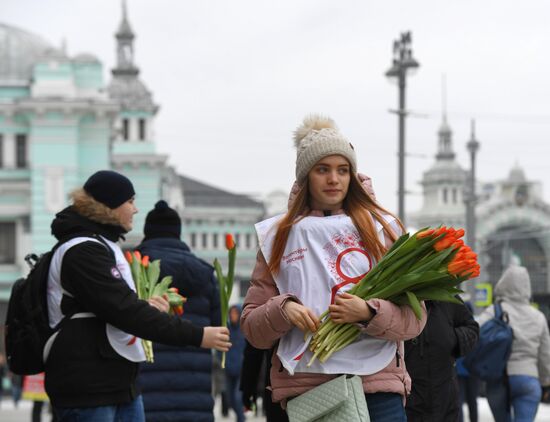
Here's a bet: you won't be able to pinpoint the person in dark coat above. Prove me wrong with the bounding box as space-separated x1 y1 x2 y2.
456 301 480 422
240 341 289 422
225 305 246 422
45 172 230 422
405 299 479 422
137 200 222 422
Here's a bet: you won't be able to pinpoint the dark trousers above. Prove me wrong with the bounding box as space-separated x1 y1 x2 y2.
227 374 245 422
458 375 479 422
264 389 289 422
32 401 44 422
365 392 407 422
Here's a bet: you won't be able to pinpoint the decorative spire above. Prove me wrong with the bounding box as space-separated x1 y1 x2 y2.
112 0 138 76
436 74 455 160
60 37 67 56
116 0 134 39
442 73 447 124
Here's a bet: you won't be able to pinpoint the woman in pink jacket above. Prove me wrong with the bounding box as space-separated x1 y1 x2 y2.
241 115 427 421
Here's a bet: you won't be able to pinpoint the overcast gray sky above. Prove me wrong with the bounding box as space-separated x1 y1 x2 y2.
3 0 550 215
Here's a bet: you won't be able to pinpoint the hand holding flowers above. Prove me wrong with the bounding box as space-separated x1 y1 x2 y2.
125 250 188 362
308 226 480 365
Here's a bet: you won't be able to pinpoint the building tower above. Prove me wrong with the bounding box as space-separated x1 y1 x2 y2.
108 1 182 243
409 83 467 229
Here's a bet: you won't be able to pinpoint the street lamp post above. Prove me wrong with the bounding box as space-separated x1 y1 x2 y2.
385 31 419 226
465 120 480 307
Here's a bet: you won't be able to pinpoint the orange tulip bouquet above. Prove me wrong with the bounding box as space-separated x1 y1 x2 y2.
125 250 187 362
308 226 480 365
213 234 237 368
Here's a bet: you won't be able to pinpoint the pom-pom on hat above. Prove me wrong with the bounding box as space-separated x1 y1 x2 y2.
144 200 181 239
293 114 357 182
83 170 135 209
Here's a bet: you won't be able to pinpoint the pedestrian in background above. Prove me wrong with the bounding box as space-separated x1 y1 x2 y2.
44 170 230 422
225 305 246 422
212 352 229 417
10 372 22 408
457 301 480 422
0 353 6 408
240 341 289 422
137 200 222 422
404 299 479 421
478 265 550 422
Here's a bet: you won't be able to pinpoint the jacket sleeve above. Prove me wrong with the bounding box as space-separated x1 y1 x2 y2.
240 252 297 349
363 298 427 341
61 241 203 348
452 301 480 357
538 315 550 386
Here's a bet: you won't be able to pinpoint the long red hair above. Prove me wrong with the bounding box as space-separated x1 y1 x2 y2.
267 175 404 275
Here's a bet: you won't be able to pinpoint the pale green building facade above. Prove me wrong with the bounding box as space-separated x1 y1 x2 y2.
0 6 264 321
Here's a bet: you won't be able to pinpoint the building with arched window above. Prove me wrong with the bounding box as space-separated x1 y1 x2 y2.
0 5 264 321
410 116 550 298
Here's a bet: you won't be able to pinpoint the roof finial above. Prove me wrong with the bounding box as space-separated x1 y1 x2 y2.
60 37 67 56
442 73 447 123
122 0 128 22
116 0 134 38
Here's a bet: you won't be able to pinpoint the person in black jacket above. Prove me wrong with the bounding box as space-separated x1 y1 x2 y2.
240 341 289 422
44 171 231 422
404 299 479 422
137 200 221 422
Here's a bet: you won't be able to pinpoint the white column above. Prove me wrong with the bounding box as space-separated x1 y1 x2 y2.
130 118 138 142
3 133 16 168
44 167 65 213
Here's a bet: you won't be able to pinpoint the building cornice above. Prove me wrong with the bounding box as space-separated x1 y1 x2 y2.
112 153 168 168
0 98 120 118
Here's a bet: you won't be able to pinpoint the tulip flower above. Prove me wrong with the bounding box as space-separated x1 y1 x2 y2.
142 256 150 267
308 225 479 366
225 233 236 250
124 250 187 362
214 233 238 368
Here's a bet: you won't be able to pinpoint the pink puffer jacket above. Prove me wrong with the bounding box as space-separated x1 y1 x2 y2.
241 251 427 404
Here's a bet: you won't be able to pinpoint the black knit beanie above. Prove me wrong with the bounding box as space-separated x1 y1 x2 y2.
144 200 181 239
83 170 135 209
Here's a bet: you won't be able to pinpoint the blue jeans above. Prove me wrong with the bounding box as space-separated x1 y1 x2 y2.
365 392 406 422
486 375 542 422
226 374 245 422
54 395 145 422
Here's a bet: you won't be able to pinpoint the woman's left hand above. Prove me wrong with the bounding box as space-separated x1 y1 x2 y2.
329 292 373 324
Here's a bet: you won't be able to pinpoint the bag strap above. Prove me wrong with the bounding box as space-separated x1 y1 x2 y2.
494 301 503 320
494 301 511 324
54 233 113 325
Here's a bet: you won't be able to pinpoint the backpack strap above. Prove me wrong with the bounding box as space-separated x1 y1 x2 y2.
43 235 114 364
494 301 511 324
494 301 503 320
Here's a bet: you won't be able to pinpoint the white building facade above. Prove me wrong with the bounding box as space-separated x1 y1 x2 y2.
409 117 550 296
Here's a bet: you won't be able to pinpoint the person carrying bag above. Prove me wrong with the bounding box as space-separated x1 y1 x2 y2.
476 265 550 422
241 115 427 422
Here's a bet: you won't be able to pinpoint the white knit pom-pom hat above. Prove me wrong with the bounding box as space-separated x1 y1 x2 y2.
293 114 357 182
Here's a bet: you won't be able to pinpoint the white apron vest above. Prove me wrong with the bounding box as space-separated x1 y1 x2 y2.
256 213 397 376
47 236 145 363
